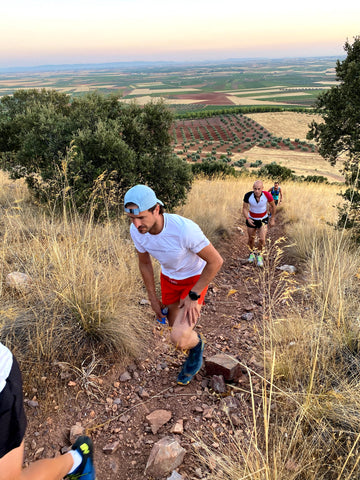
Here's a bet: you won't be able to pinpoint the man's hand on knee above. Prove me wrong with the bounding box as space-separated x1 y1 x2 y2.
179 297 200 327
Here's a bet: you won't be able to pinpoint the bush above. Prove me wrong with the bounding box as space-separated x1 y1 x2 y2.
191 161 237 178
303 175 328 183
258 162 295 181
234 159 246 168
250 160 263 168
0 90 192 214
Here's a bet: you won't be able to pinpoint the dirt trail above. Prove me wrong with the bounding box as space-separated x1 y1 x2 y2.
23 216 290 479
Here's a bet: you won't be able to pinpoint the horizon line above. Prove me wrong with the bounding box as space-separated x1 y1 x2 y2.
0 54 345 74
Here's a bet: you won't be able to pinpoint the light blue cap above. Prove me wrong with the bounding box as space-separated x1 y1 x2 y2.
124 185 164 214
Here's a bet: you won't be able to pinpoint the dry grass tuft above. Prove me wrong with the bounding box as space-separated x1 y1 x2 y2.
190 179 360 479
0 173 149 383
176 175 253 240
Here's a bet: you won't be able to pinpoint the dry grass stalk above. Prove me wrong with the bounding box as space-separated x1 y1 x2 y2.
0 173 148 377
191 180 360 479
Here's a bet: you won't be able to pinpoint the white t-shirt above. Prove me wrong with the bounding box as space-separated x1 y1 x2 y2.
130 213 210 280
0 342 13 393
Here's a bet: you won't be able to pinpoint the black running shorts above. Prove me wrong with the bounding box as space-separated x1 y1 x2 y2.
246 217 269 229
0 357 27 458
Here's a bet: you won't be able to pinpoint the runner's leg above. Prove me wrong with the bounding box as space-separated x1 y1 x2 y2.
167 301 201 351
258 224 267 250
247 226 257 250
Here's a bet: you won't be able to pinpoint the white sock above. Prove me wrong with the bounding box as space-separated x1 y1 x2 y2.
67 449 83 474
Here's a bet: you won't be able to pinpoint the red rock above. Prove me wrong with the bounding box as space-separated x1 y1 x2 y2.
205 354 242 381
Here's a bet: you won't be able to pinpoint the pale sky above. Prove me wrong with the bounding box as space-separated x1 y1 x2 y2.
1 0 359 67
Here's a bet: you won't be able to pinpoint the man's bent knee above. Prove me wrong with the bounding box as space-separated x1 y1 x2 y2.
170 329 193 350
170 318 199 350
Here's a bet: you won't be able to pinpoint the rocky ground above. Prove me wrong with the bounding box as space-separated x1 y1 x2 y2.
23 213 294 479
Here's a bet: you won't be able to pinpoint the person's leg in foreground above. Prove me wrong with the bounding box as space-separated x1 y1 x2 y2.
170 301 206 386
0 354 96 480
0 436 95 480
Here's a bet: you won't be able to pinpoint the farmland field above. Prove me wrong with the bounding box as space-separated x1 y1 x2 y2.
172 111 344 182
0 57 339 112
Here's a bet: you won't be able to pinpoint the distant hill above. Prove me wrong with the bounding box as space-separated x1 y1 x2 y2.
0 56 344 74
0 61 179 74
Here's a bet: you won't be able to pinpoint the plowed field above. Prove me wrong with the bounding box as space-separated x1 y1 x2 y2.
173 113 314 158
172 112 344 182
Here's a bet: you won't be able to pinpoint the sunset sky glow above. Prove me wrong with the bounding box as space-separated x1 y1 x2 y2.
1 0 359 68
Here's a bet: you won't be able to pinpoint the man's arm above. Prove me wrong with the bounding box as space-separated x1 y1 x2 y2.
137 251 162 318
191 244 223 295
268 200 276 225
180 243 223 326
243 202 254 226
279 188 283 202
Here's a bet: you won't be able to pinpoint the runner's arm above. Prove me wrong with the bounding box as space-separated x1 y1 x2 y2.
243 202 254 226
191 244 223 295
137 251 162 318
180 244 223 326
279 188 283 202
243 201 249 220
269 200 276 225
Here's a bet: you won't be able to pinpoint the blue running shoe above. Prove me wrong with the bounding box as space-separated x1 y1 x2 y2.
66 436 96 480
177 334 206 385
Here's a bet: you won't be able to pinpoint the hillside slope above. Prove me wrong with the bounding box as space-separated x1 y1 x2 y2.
22 213 290 479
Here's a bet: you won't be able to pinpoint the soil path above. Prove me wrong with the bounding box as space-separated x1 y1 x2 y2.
23 215 291 479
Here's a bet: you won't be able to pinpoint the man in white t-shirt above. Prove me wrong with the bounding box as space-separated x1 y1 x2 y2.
124 184 223 385
242 180 276 267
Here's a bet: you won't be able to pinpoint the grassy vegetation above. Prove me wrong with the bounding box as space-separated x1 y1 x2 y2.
191 180 360 479
0 171 148 386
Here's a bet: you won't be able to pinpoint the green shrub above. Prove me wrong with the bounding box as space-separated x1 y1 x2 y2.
192 161 237 177
250 160 263 168
234 159 246 167
258 162 295 181
303 175 328 183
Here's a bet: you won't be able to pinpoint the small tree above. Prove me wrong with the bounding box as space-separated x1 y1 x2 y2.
0 90 192 214
258 162 295 181
307 37 360 237
191 160 237 178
